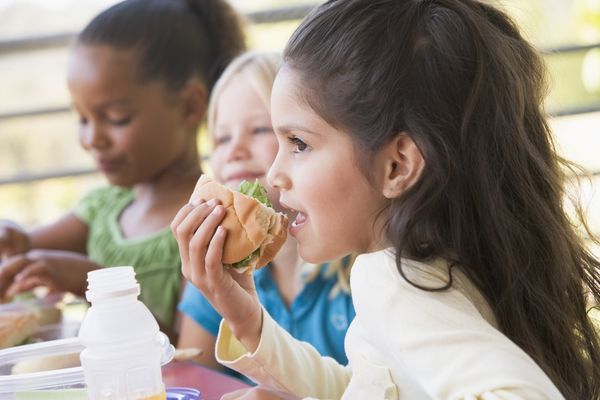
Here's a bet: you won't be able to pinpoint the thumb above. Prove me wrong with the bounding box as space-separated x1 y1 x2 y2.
0 230 14 260
0 228 28 260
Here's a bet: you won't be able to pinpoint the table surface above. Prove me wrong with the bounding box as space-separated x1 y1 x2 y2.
162 360 251 400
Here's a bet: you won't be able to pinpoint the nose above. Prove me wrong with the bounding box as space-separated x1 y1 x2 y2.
267 149 290 192
79 122 109 150
225 131 251 162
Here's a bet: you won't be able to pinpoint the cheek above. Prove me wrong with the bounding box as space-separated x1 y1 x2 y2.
119 130 145 154
254 138 278 166
209 148 228 179
305 170 358 225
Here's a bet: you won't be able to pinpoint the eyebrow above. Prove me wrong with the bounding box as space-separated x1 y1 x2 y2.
70 99 132 115
98 99 132 108
276 124 319 135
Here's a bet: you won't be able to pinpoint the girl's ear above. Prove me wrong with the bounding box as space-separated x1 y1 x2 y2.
381 132 425 199
180 80 208 128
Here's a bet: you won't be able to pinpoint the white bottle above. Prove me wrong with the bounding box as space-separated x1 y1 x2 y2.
79 266 168 400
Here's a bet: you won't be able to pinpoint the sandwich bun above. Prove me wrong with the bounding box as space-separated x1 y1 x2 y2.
190 175 288 272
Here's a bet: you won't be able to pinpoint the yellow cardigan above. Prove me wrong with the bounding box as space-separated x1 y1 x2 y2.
216 250 564 400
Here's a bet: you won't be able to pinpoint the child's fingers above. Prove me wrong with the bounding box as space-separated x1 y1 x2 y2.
0 255 30 295
6 275 52 298
188 205 226 282
204 225 227 284
5 262 51 297
174 200 220 239
14 260 48 283
171 198 216 237
170 203 196 235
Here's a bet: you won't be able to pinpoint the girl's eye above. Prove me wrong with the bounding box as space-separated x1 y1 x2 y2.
253 126 273 134
288 135 309 153
215 134 231 146
78 116 88 126
108 116 132 126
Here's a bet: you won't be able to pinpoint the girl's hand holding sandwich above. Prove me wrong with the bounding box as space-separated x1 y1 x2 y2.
171 198 263 354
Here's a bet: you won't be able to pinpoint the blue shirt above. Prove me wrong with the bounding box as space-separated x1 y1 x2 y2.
179 264 355 368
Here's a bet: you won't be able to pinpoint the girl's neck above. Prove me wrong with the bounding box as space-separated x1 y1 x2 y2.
270 238 303 307
118 142 201 239
132 139 201 201
132 166 200 203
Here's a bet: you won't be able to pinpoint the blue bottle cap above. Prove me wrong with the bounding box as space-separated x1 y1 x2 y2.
166 387 202 400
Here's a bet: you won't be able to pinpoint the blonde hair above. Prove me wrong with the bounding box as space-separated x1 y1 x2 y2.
208 50 354 297
304 254 356 298
207 50 282 138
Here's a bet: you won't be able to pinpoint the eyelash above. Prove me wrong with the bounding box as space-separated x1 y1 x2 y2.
108 117 132 126
215 135 230 146
254 127 273 134
288 135 309 153
77 116 131 127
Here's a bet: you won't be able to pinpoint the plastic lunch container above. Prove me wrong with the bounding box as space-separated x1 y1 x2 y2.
0 335 180 399
0 338 86 399
0 292 66 327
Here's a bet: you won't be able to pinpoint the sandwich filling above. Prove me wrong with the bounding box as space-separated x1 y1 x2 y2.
230 180 276 270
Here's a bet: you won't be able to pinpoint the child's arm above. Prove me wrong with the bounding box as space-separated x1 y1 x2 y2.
172 200 351 398
177 315 222 371
29 213 89 254
0 213 88 260
171 199 263 352
177 280 226 371
216 309 351 399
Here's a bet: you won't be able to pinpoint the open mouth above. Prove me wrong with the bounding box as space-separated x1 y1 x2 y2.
280 201 307 236
292 212 307 228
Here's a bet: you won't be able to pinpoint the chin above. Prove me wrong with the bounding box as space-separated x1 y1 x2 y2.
104 176 135 188
298 246 332 265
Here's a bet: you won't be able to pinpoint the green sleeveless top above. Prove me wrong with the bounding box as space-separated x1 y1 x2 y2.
73 186 181 328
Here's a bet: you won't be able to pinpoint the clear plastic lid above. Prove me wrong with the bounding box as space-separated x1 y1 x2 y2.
0 332 174 394
0 338 85 393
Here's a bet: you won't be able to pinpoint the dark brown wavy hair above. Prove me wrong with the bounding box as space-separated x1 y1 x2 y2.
284 0 600 398
77 0 246 93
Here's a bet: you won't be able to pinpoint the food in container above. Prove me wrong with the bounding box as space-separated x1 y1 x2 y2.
0 312 38 350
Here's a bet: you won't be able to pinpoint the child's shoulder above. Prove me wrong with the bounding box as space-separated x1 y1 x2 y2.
74 185 133 223
352 250 451 289
350 250 456 309
351 249 496 326
79 185 133 204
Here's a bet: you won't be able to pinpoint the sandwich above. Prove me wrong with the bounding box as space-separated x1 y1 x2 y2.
0 311 38 349
190 175 288 273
